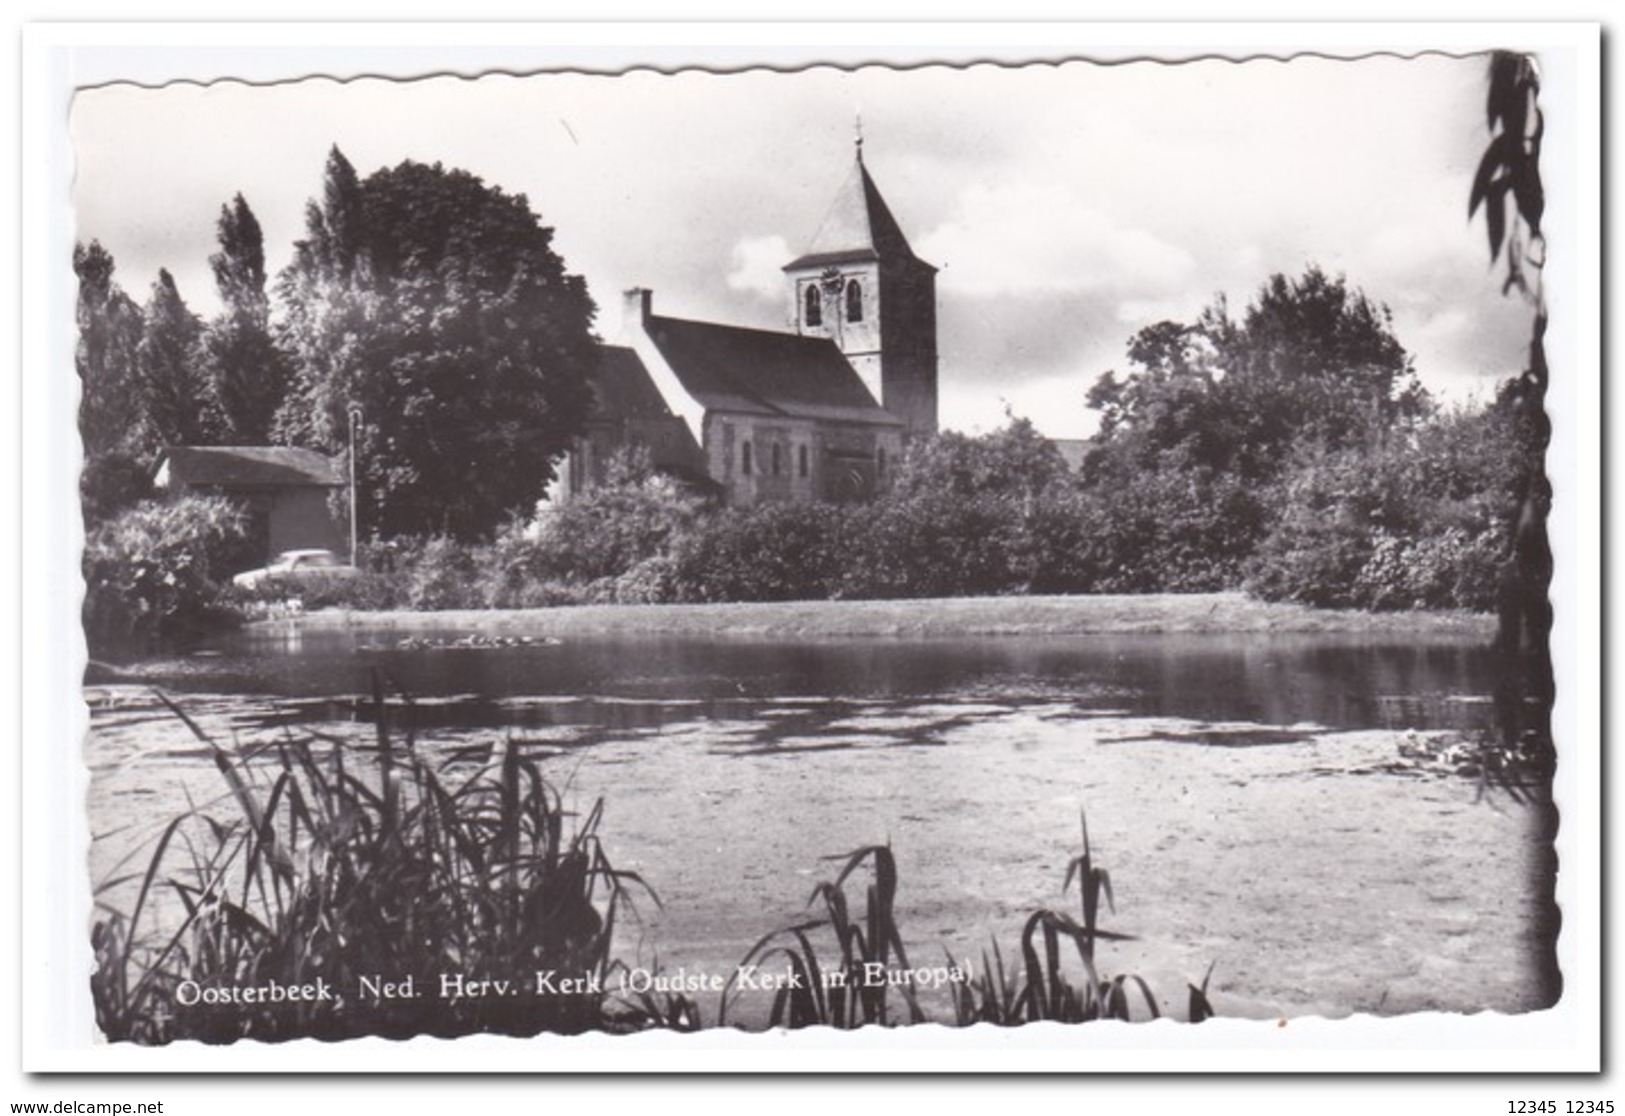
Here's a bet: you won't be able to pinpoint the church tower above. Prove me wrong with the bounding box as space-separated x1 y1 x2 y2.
783 135 938 438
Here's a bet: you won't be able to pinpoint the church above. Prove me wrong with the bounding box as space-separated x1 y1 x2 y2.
555 139 938 506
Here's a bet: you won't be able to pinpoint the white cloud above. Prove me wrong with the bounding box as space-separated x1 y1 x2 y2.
1114 297 1198 326
917 181 1196 300
939 374 1102 441
724 235 791 301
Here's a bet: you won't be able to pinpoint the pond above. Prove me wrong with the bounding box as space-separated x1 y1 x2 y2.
107 624 1500 734
84 621 1556 1029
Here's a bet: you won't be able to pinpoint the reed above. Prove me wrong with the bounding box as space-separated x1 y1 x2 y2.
726 816 1214 1030
90 678 691 1043
719 844 925 1029
92 690 1211 1040
950 814 1176 1025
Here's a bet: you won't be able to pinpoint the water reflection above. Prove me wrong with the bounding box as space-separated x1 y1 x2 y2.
102 626 1497 735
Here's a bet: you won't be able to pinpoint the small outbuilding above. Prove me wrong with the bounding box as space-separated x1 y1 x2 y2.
153 445 347 565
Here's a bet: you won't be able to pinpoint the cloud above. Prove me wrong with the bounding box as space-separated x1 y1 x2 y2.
939 374 1103 441
916 181 1196 302
724 235 791 301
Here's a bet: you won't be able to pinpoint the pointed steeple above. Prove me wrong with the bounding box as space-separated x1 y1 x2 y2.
784 142 924 271
782 137 938 439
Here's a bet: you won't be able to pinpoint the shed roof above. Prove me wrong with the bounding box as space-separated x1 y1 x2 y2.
155 445 344 489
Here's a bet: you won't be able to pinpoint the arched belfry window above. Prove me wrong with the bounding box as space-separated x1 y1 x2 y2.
846 279 864 323
805 285 822 327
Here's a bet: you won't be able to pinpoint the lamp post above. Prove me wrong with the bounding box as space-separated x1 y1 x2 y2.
347 405 362 568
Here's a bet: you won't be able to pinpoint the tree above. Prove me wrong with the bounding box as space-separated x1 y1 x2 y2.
74 241 153 523
200 194 288 442
1085 268 1430 497
1079 267 1429 593
1224 268 1430 455
1471 51 1551 758
135 269 213 447
74 241 147 458
891 416 1071 505
1086 266 1428 485
867 418 1076 596
276 147 599 541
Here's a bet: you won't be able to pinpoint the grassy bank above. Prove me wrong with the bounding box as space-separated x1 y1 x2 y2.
277 591 1495 641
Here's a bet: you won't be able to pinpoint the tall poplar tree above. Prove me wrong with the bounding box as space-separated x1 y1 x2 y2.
74 240 152 522
135 269 212 448
200 194 288 442
73 240 146 459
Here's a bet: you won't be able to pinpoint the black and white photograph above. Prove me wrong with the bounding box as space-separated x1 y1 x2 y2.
20 23 1600 1079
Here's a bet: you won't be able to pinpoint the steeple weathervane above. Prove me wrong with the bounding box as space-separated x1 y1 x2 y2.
855 113 864 162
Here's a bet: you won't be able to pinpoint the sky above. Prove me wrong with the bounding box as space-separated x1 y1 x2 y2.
69 52 1537 438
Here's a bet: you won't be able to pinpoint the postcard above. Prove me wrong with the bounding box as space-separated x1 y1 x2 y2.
21 22 1601 1075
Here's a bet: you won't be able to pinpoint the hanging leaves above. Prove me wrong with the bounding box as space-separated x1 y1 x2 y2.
1469 52 1544 291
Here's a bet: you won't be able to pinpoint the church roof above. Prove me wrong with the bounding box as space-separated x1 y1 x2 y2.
645 314 901 427
588 345 676 422
783 152 931 272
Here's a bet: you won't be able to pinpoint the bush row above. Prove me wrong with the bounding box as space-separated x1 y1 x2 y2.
85 405 1528 655
230 464 1511 616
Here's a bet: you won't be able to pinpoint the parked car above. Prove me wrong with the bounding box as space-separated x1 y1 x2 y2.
232 549 360 591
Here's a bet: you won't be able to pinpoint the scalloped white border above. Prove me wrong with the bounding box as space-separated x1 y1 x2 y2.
19 22 1601 1075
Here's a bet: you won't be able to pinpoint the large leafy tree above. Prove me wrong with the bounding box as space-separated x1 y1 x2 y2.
200 194 288 442
1080 267 1427 593
276 147 598 541
1086 266 1428 484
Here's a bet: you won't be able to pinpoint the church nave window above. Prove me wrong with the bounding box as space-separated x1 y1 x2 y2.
742 440 753 476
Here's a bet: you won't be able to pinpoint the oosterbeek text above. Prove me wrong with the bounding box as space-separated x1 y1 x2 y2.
172 963 973 1009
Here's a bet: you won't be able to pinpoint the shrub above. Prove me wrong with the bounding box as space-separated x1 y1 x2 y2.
392 536 486 610
529 453 706 585
1353 526 1505 612
82 495 249 652
839 493 1023 599
672 502 850 602
1070 470 1270 594
1246 408 1525 611
610 554 681 604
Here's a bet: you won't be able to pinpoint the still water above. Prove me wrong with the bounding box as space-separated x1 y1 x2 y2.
86 622 1552 1022
123 624 1497 736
